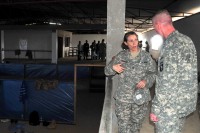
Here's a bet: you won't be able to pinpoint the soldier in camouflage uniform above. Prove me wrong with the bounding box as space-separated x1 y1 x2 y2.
105 31 156 133
150 10 198 133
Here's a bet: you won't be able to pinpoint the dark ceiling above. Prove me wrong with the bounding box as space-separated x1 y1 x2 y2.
0 0 199 33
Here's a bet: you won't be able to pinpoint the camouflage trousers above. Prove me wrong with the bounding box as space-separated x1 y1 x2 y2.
115 100 148 133
155 115 186 133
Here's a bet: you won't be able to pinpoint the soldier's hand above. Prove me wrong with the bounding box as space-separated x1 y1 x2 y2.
113 64 125 73
136 80 146 89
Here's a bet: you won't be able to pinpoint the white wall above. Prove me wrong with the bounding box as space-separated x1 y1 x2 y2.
71 34 106 47
3 29 73 59
3 30 104 60
4 30 52 59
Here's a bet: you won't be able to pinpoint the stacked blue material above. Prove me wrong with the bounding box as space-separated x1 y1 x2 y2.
0 63 89 124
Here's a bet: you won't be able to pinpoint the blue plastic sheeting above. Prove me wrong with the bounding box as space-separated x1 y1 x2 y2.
0 64 90 80
26 64 57 80
0 80 23 119
0 64 24 78
0 63 92 124
0 80 74 124
58 65 90 80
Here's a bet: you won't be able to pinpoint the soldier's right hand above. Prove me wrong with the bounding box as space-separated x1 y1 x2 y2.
113 64 125 73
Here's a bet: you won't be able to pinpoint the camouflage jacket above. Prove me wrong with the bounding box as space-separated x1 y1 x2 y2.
151 30 198 118
105 49 156 103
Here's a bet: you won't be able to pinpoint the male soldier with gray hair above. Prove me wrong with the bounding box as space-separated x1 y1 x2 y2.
150 10 198 133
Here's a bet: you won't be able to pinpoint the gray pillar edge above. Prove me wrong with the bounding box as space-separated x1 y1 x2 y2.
99 77 113 133
1 30 5 63
99 0 126 132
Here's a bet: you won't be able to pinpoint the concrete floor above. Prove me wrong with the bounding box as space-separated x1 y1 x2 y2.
0 96 200 133
0 105 199 133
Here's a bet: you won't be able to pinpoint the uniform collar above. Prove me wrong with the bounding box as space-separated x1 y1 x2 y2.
166 30 178 41
159 30 178 58
162 30 179 48
127 49 146 61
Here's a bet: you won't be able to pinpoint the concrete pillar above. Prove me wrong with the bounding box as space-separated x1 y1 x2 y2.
107 0 126 61
99 0 125 132
1 30 5 63
51 30 58 64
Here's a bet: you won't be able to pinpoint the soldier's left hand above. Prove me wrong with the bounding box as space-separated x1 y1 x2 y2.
150 113 158 122
136 80 146 89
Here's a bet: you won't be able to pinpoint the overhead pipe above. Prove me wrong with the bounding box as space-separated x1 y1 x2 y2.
0 0 106 5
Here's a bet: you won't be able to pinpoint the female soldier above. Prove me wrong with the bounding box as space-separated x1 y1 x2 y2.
105 31 156 133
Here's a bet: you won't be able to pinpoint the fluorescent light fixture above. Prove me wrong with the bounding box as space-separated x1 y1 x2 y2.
172 17 184 21
171 7 200 22
49 22 62 25
25 23 36 26
49 22 56 25
188 7 200 14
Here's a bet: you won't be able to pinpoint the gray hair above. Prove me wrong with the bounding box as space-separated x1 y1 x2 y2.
152 9 172 25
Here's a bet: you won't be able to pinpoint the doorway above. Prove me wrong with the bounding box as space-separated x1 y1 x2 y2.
58 37 63 58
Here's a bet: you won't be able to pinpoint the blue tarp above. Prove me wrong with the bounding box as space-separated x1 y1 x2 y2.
26 64 57 80
0 63 90 80
0 80 74 124
0 63 90 124
0 64 24 78
0 80 23 119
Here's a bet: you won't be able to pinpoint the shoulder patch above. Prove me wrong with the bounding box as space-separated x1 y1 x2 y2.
185 54 191 63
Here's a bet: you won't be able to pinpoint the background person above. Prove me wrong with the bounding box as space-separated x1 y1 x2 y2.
77 41 83 60
99 39 106 61
96 41 100 59
90 40 97 60
83 40 89 60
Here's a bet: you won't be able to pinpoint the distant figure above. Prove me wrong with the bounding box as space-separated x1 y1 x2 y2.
90 40 96 60
99 39 106 61
145 41 150 52
83 40 89 60
96 41 100 59
77 41 83 60
138 41 142 48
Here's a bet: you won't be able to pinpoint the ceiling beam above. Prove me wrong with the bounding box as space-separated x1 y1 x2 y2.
0 24 106 30
0 0 106 5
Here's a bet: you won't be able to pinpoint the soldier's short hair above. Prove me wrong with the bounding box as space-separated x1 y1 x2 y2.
152 9 172 25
